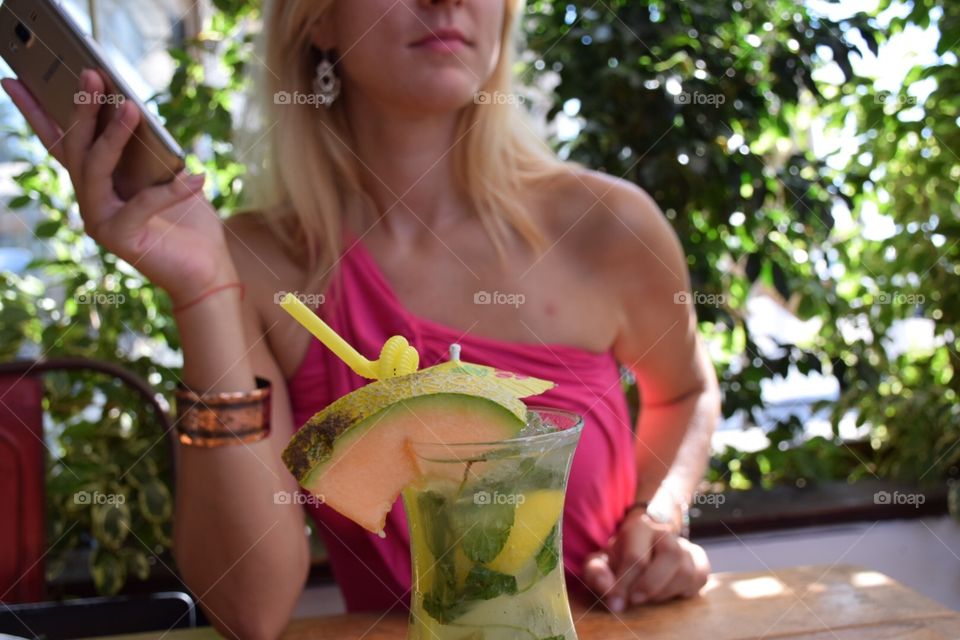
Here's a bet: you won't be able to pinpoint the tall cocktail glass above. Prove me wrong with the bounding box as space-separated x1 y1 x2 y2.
402 407 583 640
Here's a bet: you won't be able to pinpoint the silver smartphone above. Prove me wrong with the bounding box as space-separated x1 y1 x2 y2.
0 0 186 200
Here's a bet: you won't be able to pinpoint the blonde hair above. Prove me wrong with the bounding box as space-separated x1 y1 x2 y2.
238 0 581 292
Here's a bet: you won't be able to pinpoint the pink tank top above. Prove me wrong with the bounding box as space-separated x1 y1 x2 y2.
285 237 636 611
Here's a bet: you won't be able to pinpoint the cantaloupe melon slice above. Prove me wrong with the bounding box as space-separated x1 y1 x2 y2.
281 368 527 534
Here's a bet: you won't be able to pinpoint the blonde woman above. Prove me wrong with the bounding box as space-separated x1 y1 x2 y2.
3 0 719 636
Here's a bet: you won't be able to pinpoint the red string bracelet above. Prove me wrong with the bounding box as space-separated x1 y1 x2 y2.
172 282 245 314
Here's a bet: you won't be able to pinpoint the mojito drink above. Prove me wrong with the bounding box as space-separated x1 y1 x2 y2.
403 408 583 640
280 329 577 637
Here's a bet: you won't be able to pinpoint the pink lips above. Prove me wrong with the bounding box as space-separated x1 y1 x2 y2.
411 28 471 53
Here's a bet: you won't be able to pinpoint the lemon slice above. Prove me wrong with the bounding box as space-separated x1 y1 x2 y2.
485 489 564 575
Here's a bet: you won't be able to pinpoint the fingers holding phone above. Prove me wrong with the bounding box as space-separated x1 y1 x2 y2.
0 75 68 166
1 70 232 306
0 0 186 198
62 69 104 174
70 69 142 216
3 68 140 234
0 0 236 302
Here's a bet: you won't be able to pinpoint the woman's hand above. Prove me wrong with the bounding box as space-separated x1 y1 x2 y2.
1 69 235 305
582 509 710 612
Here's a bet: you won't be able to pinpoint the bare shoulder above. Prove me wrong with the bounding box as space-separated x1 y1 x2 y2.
537 167 686 283
539 169 699 392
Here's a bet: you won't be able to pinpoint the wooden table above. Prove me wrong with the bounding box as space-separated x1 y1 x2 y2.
87 565 960 639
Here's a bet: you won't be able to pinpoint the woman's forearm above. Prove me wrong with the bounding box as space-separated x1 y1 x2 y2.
634 340 721 510
646 388 720 505
171 278 309 639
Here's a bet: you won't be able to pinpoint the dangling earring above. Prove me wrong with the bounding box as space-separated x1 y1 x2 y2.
313 51 341 108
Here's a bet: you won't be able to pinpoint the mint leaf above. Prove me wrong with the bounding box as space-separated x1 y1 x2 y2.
422 585 467 624
451 489 515 563
535 523 560 576
415 491 465 624
416 490 450 559
463 565 518 600
422 563 518 622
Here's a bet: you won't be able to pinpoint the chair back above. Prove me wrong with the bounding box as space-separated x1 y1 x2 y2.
0 371 46 603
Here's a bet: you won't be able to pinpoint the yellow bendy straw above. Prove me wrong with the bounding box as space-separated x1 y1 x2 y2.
279 292 419 380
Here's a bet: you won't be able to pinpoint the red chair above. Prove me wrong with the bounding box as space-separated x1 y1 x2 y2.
0 369 44 603
0 357 173 604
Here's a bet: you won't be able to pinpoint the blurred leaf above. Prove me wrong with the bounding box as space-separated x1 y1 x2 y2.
90 548 126 596
138 479 173 524
91 499 131 550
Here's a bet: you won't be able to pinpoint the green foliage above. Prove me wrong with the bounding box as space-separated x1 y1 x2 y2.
155 0 257 212
525 1 957 490
822 0 960 483
523 1 853 427
48 422 174 596
710 417 872 491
